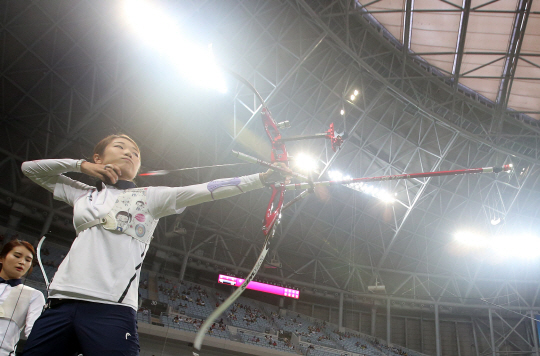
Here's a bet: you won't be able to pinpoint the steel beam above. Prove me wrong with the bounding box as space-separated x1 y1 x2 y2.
372 131 459 278
452 0 471 88
529 311 540 356
296 0 540 163
435 304 441 356
488 308 497 356
492 0 533 135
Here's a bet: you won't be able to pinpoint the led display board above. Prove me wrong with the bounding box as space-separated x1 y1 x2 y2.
218 274 299 299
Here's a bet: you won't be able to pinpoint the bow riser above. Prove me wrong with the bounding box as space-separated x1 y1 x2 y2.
261 107 289 236
193 72 289 354
262 108 288 163
263 186 285 236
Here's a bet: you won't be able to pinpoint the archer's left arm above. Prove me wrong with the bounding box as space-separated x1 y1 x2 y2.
148 174 265 219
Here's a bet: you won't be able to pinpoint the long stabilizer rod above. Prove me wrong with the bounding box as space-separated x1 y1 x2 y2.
283 164 514 191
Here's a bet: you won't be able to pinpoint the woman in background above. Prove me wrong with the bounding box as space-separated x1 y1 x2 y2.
0 239 45 356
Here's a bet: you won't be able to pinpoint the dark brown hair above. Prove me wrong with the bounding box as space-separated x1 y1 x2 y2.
93 134 141 161
0 240 35 276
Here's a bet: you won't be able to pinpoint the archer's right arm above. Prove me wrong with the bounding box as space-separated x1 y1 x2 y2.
21 159 92 206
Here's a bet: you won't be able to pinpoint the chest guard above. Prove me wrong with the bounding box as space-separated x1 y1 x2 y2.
76 188 159 245
0 285 34 331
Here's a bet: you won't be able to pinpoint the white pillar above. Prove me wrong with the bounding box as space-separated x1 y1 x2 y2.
179 254 189 280
435 305 441 356
488 308 496 356
531 311 539 356
404 318 408 348
339 293 344 329
471 318 480 356
420 316 424 354
371 307 377 336
386 301 391 344
455 322 461 356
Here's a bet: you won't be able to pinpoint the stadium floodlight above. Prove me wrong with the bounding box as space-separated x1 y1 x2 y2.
454 230 488 248
353 89 359 96
294 153 317 172
122 0 227 93
376 190 396 203
340 109 345 115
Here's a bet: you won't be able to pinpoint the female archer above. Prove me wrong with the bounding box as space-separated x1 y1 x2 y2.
21 134 288 355
0 240 45 356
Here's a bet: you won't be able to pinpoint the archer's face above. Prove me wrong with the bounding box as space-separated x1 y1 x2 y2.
0 246 33 280
94 138 141 181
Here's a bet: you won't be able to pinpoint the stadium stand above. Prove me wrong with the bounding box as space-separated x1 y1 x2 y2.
274 311 338 348
225 296 274 333
239 330 297 354
300 343 344 356
139 272 430 356
17 243 426 356
27 242 69 284
330 331 384 356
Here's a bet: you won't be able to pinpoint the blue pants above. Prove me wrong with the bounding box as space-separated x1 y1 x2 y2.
23 300 139 356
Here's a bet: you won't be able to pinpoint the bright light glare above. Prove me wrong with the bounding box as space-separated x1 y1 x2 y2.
353 90 359 96
350 94 356 100
328 171 395 203
122 0 227 93
377 191 396 203
455 230 540 259
340 109 345 115
328 171 342 180
492 233 540 259
294 154 317 172
454 231 488 247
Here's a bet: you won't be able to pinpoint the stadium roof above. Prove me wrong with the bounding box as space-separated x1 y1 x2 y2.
357 0 540 121
2 0 540 313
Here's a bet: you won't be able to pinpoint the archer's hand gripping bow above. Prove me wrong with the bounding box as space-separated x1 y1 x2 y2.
192 67 342 352
192 71 294 354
